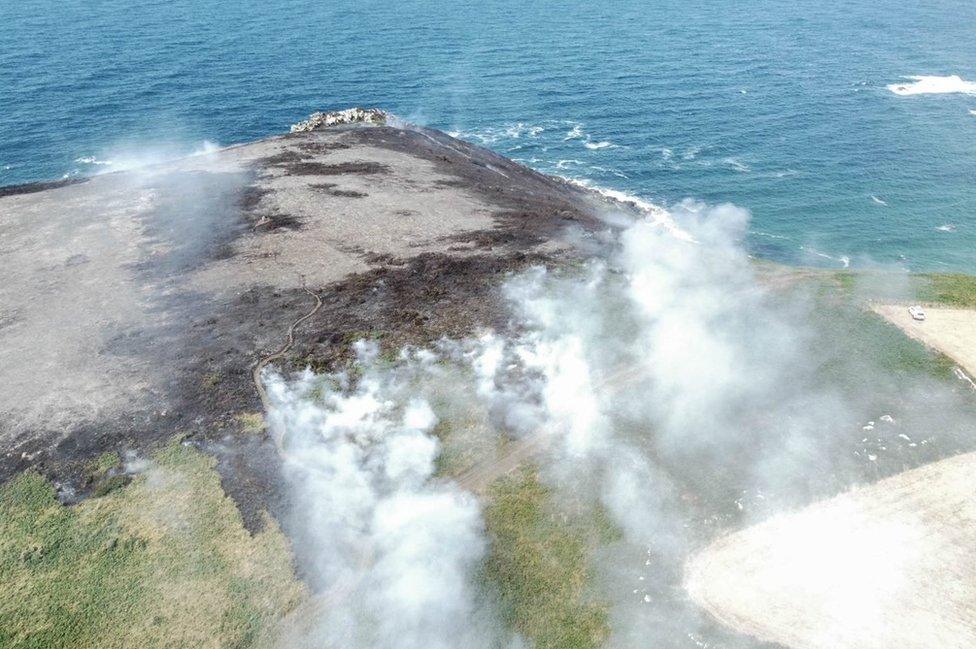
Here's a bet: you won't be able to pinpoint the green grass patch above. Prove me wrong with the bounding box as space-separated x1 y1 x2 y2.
810 302 957 381
0 442 305 649
778 269 967 381
483 468 611 649
915 273 976 308
87 452 121 477
810 269 976 308
82 452 129 497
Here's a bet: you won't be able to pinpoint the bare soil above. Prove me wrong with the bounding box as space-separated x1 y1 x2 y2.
686 451 976 649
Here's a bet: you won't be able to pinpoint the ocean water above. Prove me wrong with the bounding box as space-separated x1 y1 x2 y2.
3 0 976 271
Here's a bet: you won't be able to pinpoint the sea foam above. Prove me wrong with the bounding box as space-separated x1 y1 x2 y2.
887 75 976 96
564 177 694 242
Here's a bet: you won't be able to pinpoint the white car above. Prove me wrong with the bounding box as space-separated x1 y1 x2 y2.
908 305 926 321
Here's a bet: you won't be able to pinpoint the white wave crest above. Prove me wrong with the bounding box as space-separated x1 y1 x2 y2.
936 224 957 233
870 195 888 206
801 245 851 268
887 75 976 96
565 178 695 242
723 157 751 173
584 140 616 150
75 156 114 166
449 122 546 146
555 159 584 169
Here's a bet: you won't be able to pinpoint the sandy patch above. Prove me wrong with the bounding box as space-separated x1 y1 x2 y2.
872 304 976 378
685 452 976 648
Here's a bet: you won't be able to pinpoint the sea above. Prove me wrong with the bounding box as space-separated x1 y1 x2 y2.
3 0 976 271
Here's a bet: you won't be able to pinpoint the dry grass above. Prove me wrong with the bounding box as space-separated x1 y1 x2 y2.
235 412 267 434
0 441 305 648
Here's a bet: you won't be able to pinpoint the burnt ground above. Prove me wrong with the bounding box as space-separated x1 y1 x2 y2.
0 121 634 532
0 176 90 198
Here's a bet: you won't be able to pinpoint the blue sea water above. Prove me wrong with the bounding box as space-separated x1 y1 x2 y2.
3 0 976 271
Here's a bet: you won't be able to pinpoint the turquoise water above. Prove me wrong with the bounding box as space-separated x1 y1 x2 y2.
3 0 976 270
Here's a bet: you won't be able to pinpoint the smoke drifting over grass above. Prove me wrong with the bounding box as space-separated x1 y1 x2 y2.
264 348 519 649
264 201 976 647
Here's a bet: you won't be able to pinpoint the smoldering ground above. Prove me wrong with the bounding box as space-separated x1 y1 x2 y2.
0 138 271 489
262 200 976 648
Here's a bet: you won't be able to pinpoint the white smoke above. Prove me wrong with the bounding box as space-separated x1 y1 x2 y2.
263 199 975 647
264 344 517 649
74 140 223 175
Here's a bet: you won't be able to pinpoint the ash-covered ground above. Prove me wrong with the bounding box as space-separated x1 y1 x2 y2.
0 116 629 529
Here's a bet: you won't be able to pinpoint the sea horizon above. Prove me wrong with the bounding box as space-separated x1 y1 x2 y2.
3 0 975 272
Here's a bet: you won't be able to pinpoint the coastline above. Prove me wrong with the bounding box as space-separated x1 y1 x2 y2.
0 111 636 517
3 111 976 648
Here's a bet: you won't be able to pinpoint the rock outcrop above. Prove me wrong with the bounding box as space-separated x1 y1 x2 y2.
289 108 387 133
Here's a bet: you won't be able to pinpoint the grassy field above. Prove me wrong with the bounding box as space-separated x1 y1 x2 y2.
808 268 976 309
811 300 958 381
762 268 967 381
0 441 305 649
915 273 976 308
483 468 617 649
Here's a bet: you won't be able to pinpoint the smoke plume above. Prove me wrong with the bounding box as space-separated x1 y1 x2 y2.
264 198 976 647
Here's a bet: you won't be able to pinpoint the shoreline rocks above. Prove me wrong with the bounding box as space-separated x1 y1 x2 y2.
289 108 387 133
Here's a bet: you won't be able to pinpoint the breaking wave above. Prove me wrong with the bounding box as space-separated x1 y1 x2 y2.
565 177 695 242
800 245 851 268
887 75 976 96
75 156 114 166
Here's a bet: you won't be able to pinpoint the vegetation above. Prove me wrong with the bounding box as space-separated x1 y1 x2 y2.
483 468 614 649
83 452 129 497
809 301 958 381
811 269 976 308
235 412 267 434
915 273 976 308
769 269 969 381
202 371 224 389
0 441 305 649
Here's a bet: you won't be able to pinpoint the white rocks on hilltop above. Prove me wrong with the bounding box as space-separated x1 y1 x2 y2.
290 108 387 133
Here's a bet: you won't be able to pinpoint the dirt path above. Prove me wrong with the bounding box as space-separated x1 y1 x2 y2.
252 280 322 452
